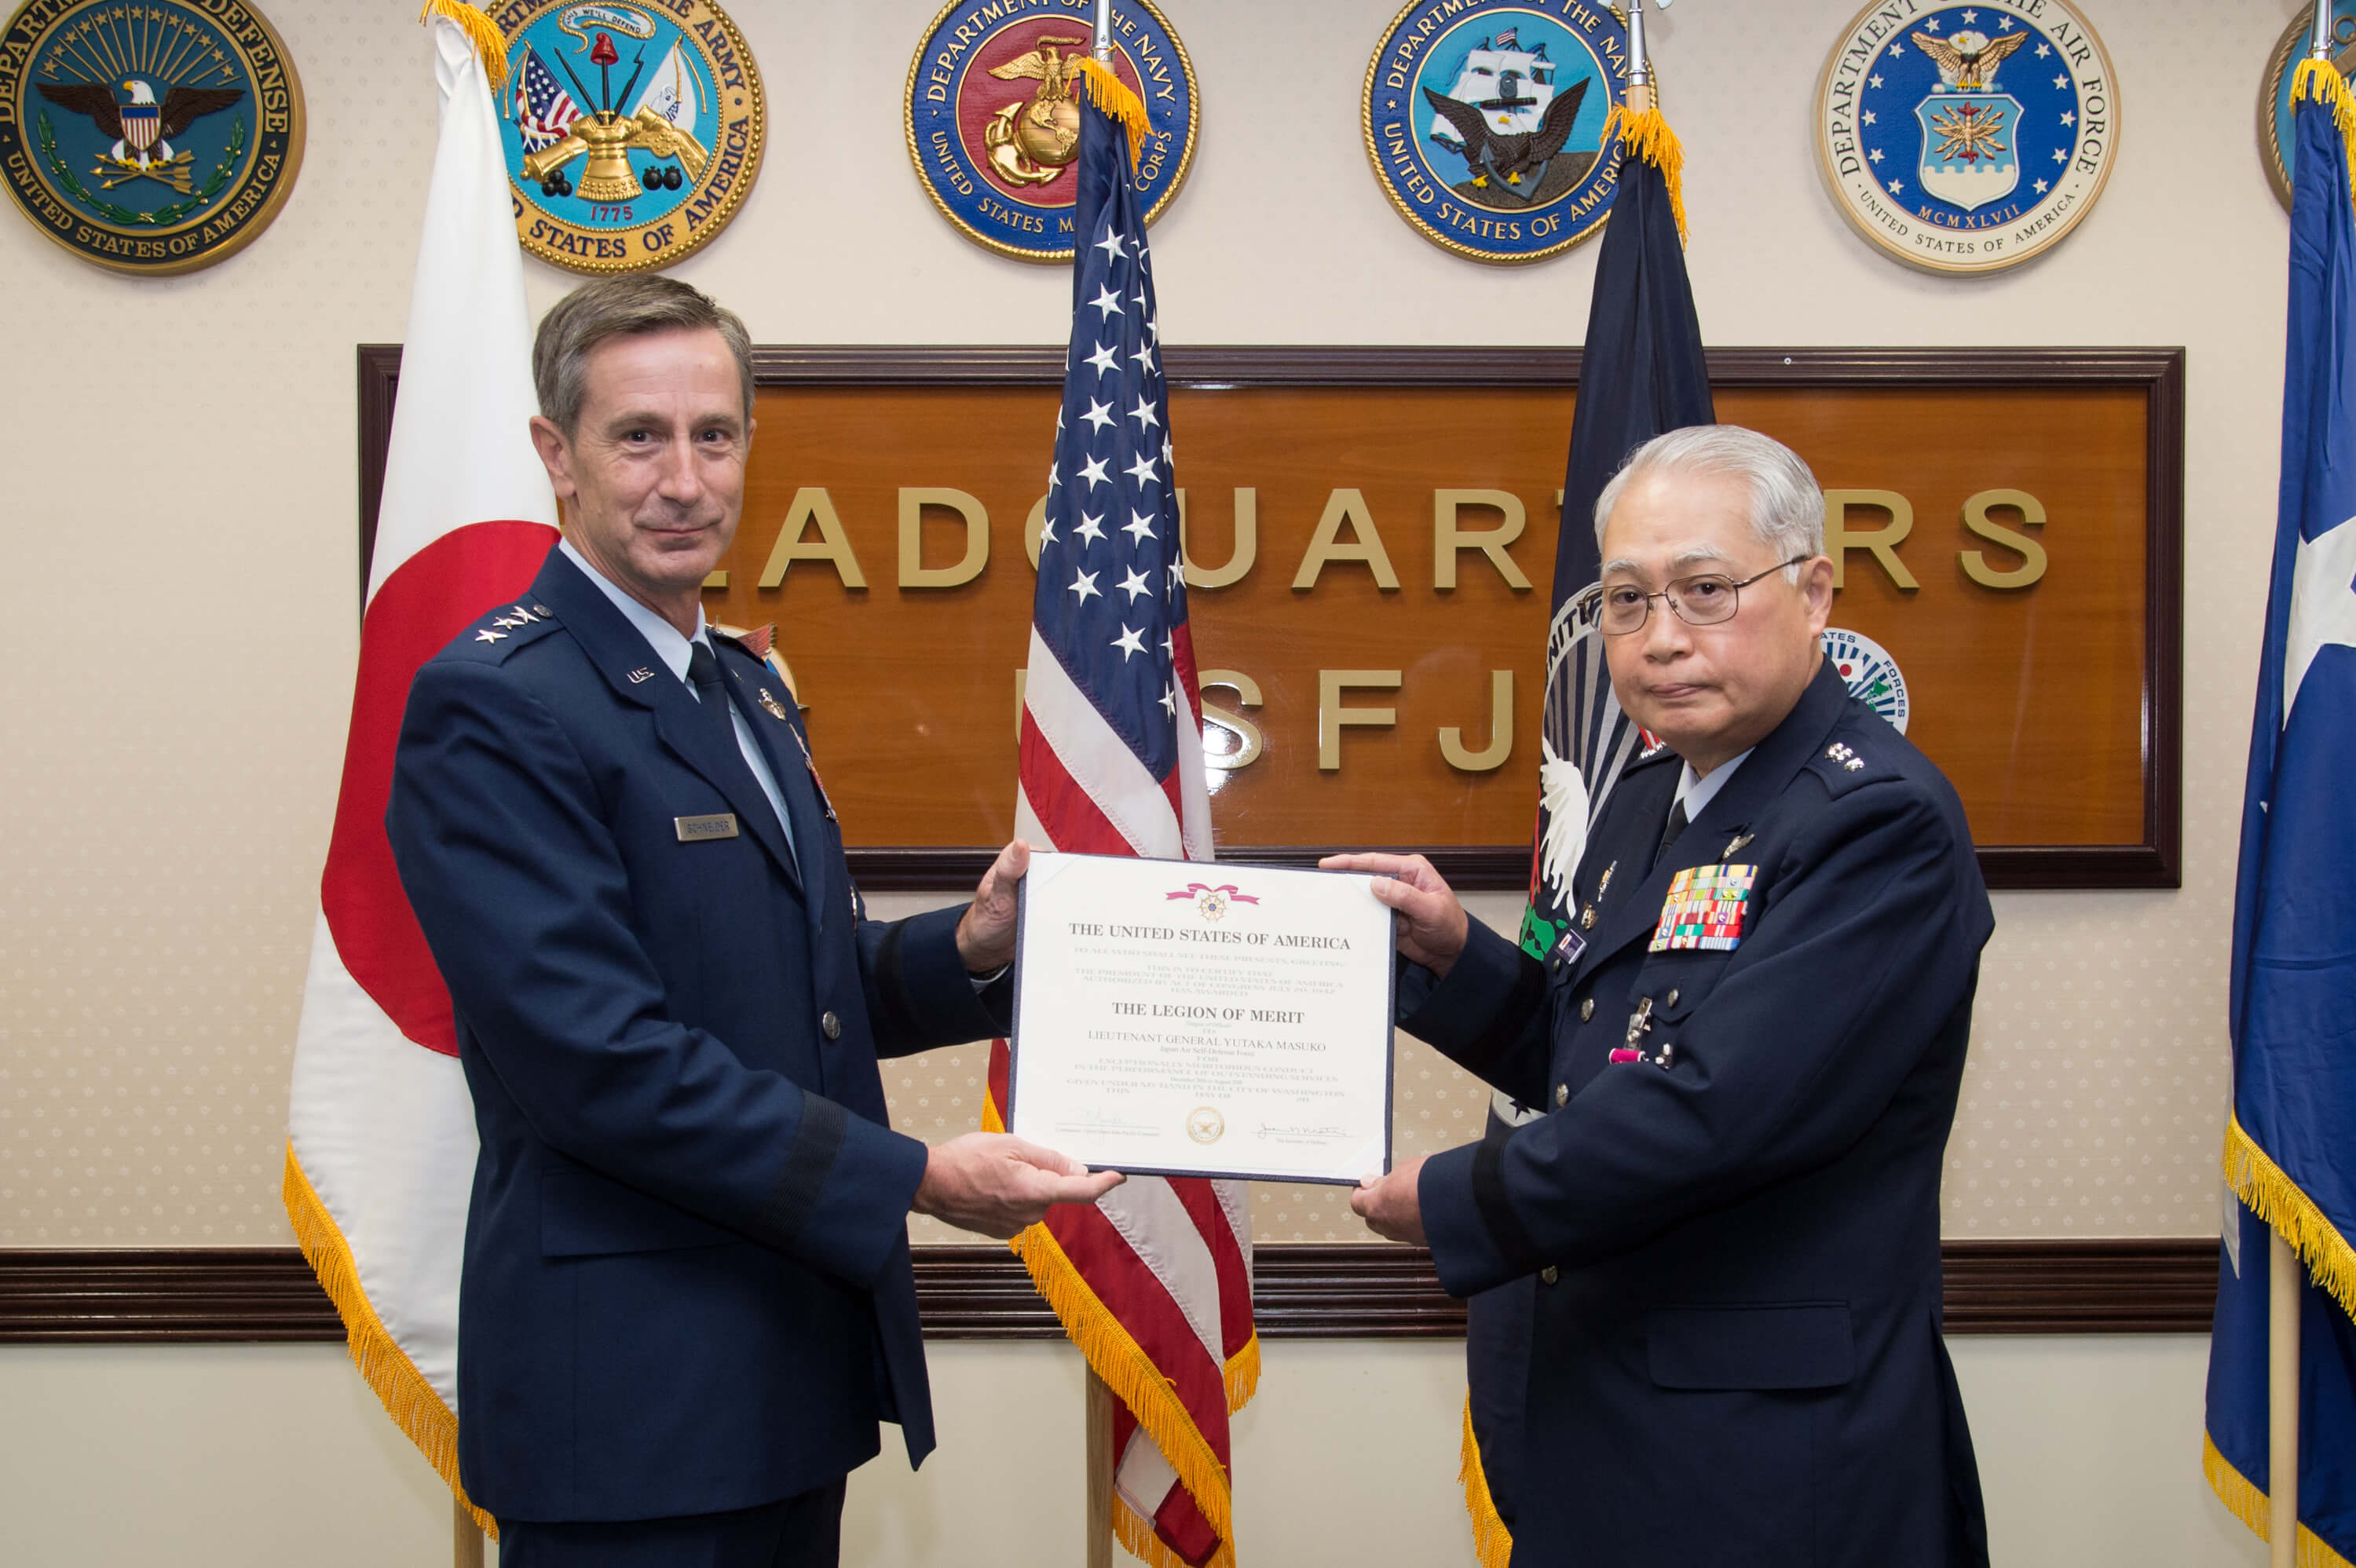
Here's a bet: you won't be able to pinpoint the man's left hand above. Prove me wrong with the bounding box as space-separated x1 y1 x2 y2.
1351 1154 1428 1245
956 839 1032 974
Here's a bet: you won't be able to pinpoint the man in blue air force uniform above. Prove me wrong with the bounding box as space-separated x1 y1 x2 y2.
387 276 1121 1566
1331 426 1992 1566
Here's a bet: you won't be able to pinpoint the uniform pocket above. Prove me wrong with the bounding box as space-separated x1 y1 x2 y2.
540 1165 739 1257
1645 1301 1855 1391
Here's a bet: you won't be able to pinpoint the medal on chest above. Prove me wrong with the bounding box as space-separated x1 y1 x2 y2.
1648 863 1758 953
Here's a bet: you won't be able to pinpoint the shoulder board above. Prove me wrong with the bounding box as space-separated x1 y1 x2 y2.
443 599 564 664
1802 729 1902 797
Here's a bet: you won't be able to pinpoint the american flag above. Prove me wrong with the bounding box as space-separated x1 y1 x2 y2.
983 66 1256 1568
513 47 581 153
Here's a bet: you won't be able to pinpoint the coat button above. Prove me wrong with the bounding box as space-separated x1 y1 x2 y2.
1554 1083 1569 1107
1665 988 1681 1008
1539 1266 1559 1285
821 1011 842 1040
1579 997 1595 1022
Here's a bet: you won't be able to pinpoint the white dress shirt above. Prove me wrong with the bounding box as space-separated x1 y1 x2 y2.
1674 747 1754 826
560 539 797 867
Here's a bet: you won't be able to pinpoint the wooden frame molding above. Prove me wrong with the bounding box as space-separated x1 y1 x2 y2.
0 1240 2216 1343
357 344 2185 894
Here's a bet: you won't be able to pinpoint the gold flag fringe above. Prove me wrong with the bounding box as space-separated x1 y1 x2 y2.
1073 56 1152 177
2293 57 2356 211
1597 100 1689 247
1457 1394 1513 1568
419 0 510 90
282 1143 499 1541
2223 1113 2356 1323
982 1087 1249 1562
2204 1431 2355 1568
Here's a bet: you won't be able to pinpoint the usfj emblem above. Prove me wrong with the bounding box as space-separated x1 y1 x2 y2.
903 0 1198 264
1362 0 1630 265
0 0 305 275
495 0 764 272
2259 5 2356 211
1822 627 1910 734
1815 0 2118 275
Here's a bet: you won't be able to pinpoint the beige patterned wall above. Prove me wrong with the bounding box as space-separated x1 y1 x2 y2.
0 0 2291 1248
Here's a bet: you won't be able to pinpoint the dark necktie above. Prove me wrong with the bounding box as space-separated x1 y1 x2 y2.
1655 796 1689 872
686 640 741 755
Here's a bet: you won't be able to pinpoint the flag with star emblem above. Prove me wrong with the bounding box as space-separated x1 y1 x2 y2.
514 46 583 154
1465 91 1714 1568
281 9 553 1541
978 57 1256 1568
2203 53 2356 1567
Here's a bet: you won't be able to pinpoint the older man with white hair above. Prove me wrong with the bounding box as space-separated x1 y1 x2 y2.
1329 425 1993 1566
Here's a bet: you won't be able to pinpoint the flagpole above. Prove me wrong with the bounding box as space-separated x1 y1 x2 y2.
1624 0 1666 115
1084 9 1119 1561
454 1497 484 1568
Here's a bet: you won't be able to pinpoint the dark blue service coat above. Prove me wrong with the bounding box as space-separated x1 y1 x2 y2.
1403 660 1992 1566
386 546 1005 1524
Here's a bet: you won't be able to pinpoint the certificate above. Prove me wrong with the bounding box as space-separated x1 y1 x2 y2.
1006 853 1396 1185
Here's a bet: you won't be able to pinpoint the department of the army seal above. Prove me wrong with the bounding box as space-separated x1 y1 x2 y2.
0 0 305 275
1815 0 2118 275
2259 4 2356 211
1822 627 1910 733
1363 0 1630 265
491 0 763 273
903 0 1197 264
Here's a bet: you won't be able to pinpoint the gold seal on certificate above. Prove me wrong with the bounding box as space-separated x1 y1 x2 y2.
1008 853 1397 1185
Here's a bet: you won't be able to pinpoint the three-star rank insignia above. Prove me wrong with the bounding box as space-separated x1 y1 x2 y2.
496 0 766 273
1 0 307 275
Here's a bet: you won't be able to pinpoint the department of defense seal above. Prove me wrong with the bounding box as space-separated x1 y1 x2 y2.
1822 627 1910 733
1815 0 2117 275
1363 0 1630 265
0 0 305 275
2259 4 2356 211
491 0 763 273
903 0 1197 264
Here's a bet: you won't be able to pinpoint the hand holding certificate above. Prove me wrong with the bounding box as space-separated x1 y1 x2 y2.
1007 853 1397 1184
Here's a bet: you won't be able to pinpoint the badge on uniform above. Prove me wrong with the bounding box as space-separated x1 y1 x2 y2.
789 727 836 822
1550 927 1587 969
1649 864 1758 952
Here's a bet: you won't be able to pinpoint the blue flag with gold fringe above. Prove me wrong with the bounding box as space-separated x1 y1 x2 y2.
1457 93 1714 1568
2203 52 2356 1567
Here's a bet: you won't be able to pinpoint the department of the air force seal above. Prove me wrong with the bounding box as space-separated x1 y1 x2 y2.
492 0 763 273
0 0 305 276
1363 0 1630 265
903 0 1197 265
2259 4 2356 210
1822 627 1910 733
1815 0 2117 275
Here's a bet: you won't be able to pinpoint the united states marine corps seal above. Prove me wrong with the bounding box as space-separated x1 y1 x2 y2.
902 0 1197 264
1362 0 1631 265
1816 0 2117 275
0 0 305 275
490 0 763 272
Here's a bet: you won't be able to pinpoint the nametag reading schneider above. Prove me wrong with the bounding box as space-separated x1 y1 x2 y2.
675 813 740 842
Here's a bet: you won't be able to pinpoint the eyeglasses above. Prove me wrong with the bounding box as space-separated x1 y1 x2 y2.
1599 557 1810 635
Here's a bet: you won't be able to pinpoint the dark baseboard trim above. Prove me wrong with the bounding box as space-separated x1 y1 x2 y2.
0 1239 2216 1344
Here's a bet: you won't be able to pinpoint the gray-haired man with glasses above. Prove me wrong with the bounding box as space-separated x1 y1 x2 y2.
1326 426 1994 1566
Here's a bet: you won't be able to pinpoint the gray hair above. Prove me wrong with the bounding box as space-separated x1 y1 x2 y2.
1593 425 1825 581
532 274 755 435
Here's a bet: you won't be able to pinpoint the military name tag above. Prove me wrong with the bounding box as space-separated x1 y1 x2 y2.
1649 864 1758 953
675 813 738 842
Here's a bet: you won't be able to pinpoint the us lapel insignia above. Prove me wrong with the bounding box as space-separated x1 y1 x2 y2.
1649 864 1760 953
627 667 656 685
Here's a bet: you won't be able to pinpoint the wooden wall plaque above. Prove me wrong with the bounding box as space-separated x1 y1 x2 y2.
358 346 2182 891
